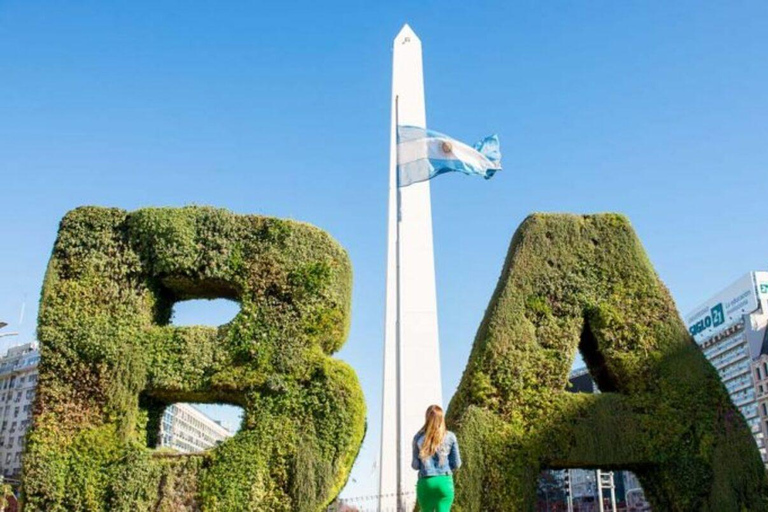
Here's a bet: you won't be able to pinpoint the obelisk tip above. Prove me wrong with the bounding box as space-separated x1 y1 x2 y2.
394 23 420 45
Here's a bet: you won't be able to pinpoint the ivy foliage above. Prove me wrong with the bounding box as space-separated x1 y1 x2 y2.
447 213 768 511
23 206 366 512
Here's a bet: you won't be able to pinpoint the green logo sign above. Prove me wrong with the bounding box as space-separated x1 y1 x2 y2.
711 303 725 327
689 302 725 336
760 283 768 295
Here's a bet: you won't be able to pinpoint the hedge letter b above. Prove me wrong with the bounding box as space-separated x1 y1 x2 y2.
24 206 365 512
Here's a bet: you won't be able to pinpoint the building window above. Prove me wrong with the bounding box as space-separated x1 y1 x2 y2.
759 367 763 380
763 403 767 416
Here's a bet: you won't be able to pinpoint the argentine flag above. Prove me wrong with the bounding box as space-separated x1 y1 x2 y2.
397 125 501 187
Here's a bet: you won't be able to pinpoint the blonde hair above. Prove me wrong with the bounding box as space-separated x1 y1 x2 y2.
419 405 446 461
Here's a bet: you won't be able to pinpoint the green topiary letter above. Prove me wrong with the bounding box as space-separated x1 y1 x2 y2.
447 213 768 511
23 206 365 512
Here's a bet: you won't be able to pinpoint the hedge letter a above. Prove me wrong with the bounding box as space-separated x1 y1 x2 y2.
447 213 768 512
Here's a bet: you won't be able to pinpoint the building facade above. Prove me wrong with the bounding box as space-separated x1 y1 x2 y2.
751 354 768 458
685 271 768 465
623 472 651 512
0 342 39 477
158 403 232 453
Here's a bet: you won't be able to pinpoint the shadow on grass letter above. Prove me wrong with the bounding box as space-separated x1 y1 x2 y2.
24 206 365 512
447 214 768 512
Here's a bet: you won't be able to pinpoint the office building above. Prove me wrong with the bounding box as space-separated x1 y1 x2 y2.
0 343 39 477
685 272 768 464
158 403 232 453
751 354 768 461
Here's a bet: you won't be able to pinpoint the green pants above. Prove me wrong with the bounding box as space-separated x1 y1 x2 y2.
416 475 454 512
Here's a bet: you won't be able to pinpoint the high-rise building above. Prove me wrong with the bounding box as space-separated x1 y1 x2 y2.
684 271 768 465
751 354 768 452
0 342 39 477
158 403 232 453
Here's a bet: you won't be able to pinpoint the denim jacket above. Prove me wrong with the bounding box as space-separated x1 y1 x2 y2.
411 430 461 478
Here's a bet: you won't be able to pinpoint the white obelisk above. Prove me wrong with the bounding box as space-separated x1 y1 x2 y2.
379 25 443 512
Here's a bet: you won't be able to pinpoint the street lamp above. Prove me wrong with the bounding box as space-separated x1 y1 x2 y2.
0 322 18 339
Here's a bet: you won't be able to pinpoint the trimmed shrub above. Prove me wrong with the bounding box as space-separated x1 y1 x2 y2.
447 213 768 511
23 206 366 512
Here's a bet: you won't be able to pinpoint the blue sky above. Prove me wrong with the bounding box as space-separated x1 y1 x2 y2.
2 0 768 501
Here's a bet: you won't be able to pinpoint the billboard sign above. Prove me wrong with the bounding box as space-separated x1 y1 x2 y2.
757 271 768 299
685 272 762 345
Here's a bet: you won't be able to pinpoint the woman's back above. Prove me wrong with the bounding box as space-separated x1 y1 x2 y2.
412 429 461 478
412 405 461 512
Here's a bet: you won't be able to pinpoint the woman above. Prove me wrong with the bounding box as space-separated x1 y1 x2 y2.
412 404 461 512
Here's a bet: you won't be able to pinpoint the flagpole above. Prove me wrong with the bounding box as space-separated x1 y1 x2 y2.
394 94 403 511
